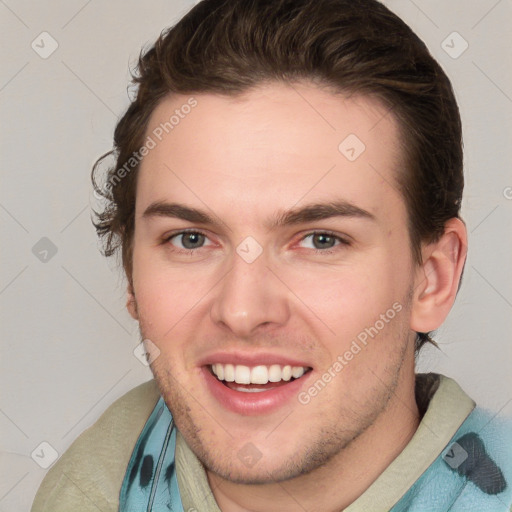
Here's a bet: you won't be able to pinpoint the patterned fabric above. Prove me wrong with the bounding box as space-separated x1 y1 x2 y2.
389 406 511 511
120 388 512 511
119 398 183 511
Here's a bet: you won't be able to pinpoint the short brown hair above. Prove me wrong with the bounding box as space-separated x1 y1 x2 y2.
92 0 464 352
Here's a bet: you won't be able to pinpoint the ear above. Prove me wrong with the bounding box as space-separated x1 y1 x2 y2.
410 218 467 333
126 282 139 320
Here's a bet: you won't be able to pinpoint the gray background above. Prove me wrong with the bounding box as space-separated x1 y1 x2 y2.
1 0 511 510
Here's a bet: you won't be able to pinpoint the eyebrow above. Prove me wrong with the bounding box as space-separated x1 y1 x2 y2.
142 200 375 228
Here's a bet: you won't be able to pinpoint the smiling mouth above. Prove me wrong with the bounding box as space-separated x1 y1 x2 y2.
209 363 312 393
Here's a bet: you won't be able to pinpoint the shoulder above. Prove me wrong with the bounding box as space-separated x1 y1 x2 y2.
438 376 512 507
31 379 161 512
438 402 512 511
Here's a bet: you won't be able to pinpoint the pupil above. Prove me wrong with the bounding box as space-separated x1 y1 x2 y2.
183 233 204 249
313 234 334 249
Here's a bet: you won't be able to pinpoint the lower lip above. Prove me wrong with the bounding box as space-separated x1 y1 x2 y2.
201 367 312 415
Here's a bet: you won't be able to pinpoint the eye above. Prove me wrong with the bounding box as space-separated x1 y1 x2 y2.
298 232 349 251
167 230 211 250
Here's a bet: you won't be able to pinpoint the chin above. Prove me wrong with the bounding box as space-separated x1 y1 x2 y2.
186 425 355 486
202 452 311 485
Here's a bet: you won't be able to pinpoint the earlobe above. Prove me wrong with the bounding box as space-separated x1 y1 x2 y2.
126 283 139 320
410 218 467 333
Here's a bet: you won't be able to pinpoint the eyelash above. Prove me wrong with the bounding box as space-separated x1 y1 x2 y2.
163 229 351 255
300 230 351 254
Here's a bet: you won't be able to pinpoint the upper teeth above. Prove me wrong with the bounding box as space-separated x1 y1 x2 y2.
211 364 307 385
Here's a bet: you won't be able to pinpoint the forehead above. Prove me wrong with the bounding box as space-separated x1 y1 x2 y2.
136 82 405 226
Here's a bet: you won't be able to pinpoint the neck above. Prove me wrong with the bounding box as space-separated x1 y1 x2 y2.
207 366 420 512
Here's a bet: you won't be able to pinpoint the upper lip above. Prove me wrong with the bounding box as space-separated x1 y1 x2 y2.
197 351 313 368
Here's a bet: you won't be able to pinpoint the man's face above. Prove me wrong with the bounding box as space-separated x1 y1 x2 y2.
130 82 419 483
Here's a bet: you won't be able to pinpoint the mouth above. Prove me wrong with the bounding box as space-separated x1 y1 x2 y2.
202 361 313 415
209 363 311 392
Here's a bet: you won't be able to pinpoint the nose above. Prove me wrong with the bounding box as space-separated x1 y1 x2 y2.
210 248 290 338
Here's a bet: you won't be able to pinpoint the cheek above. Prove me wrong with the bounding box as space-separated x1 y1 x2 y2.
131 248 217 344
285 256 408 340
